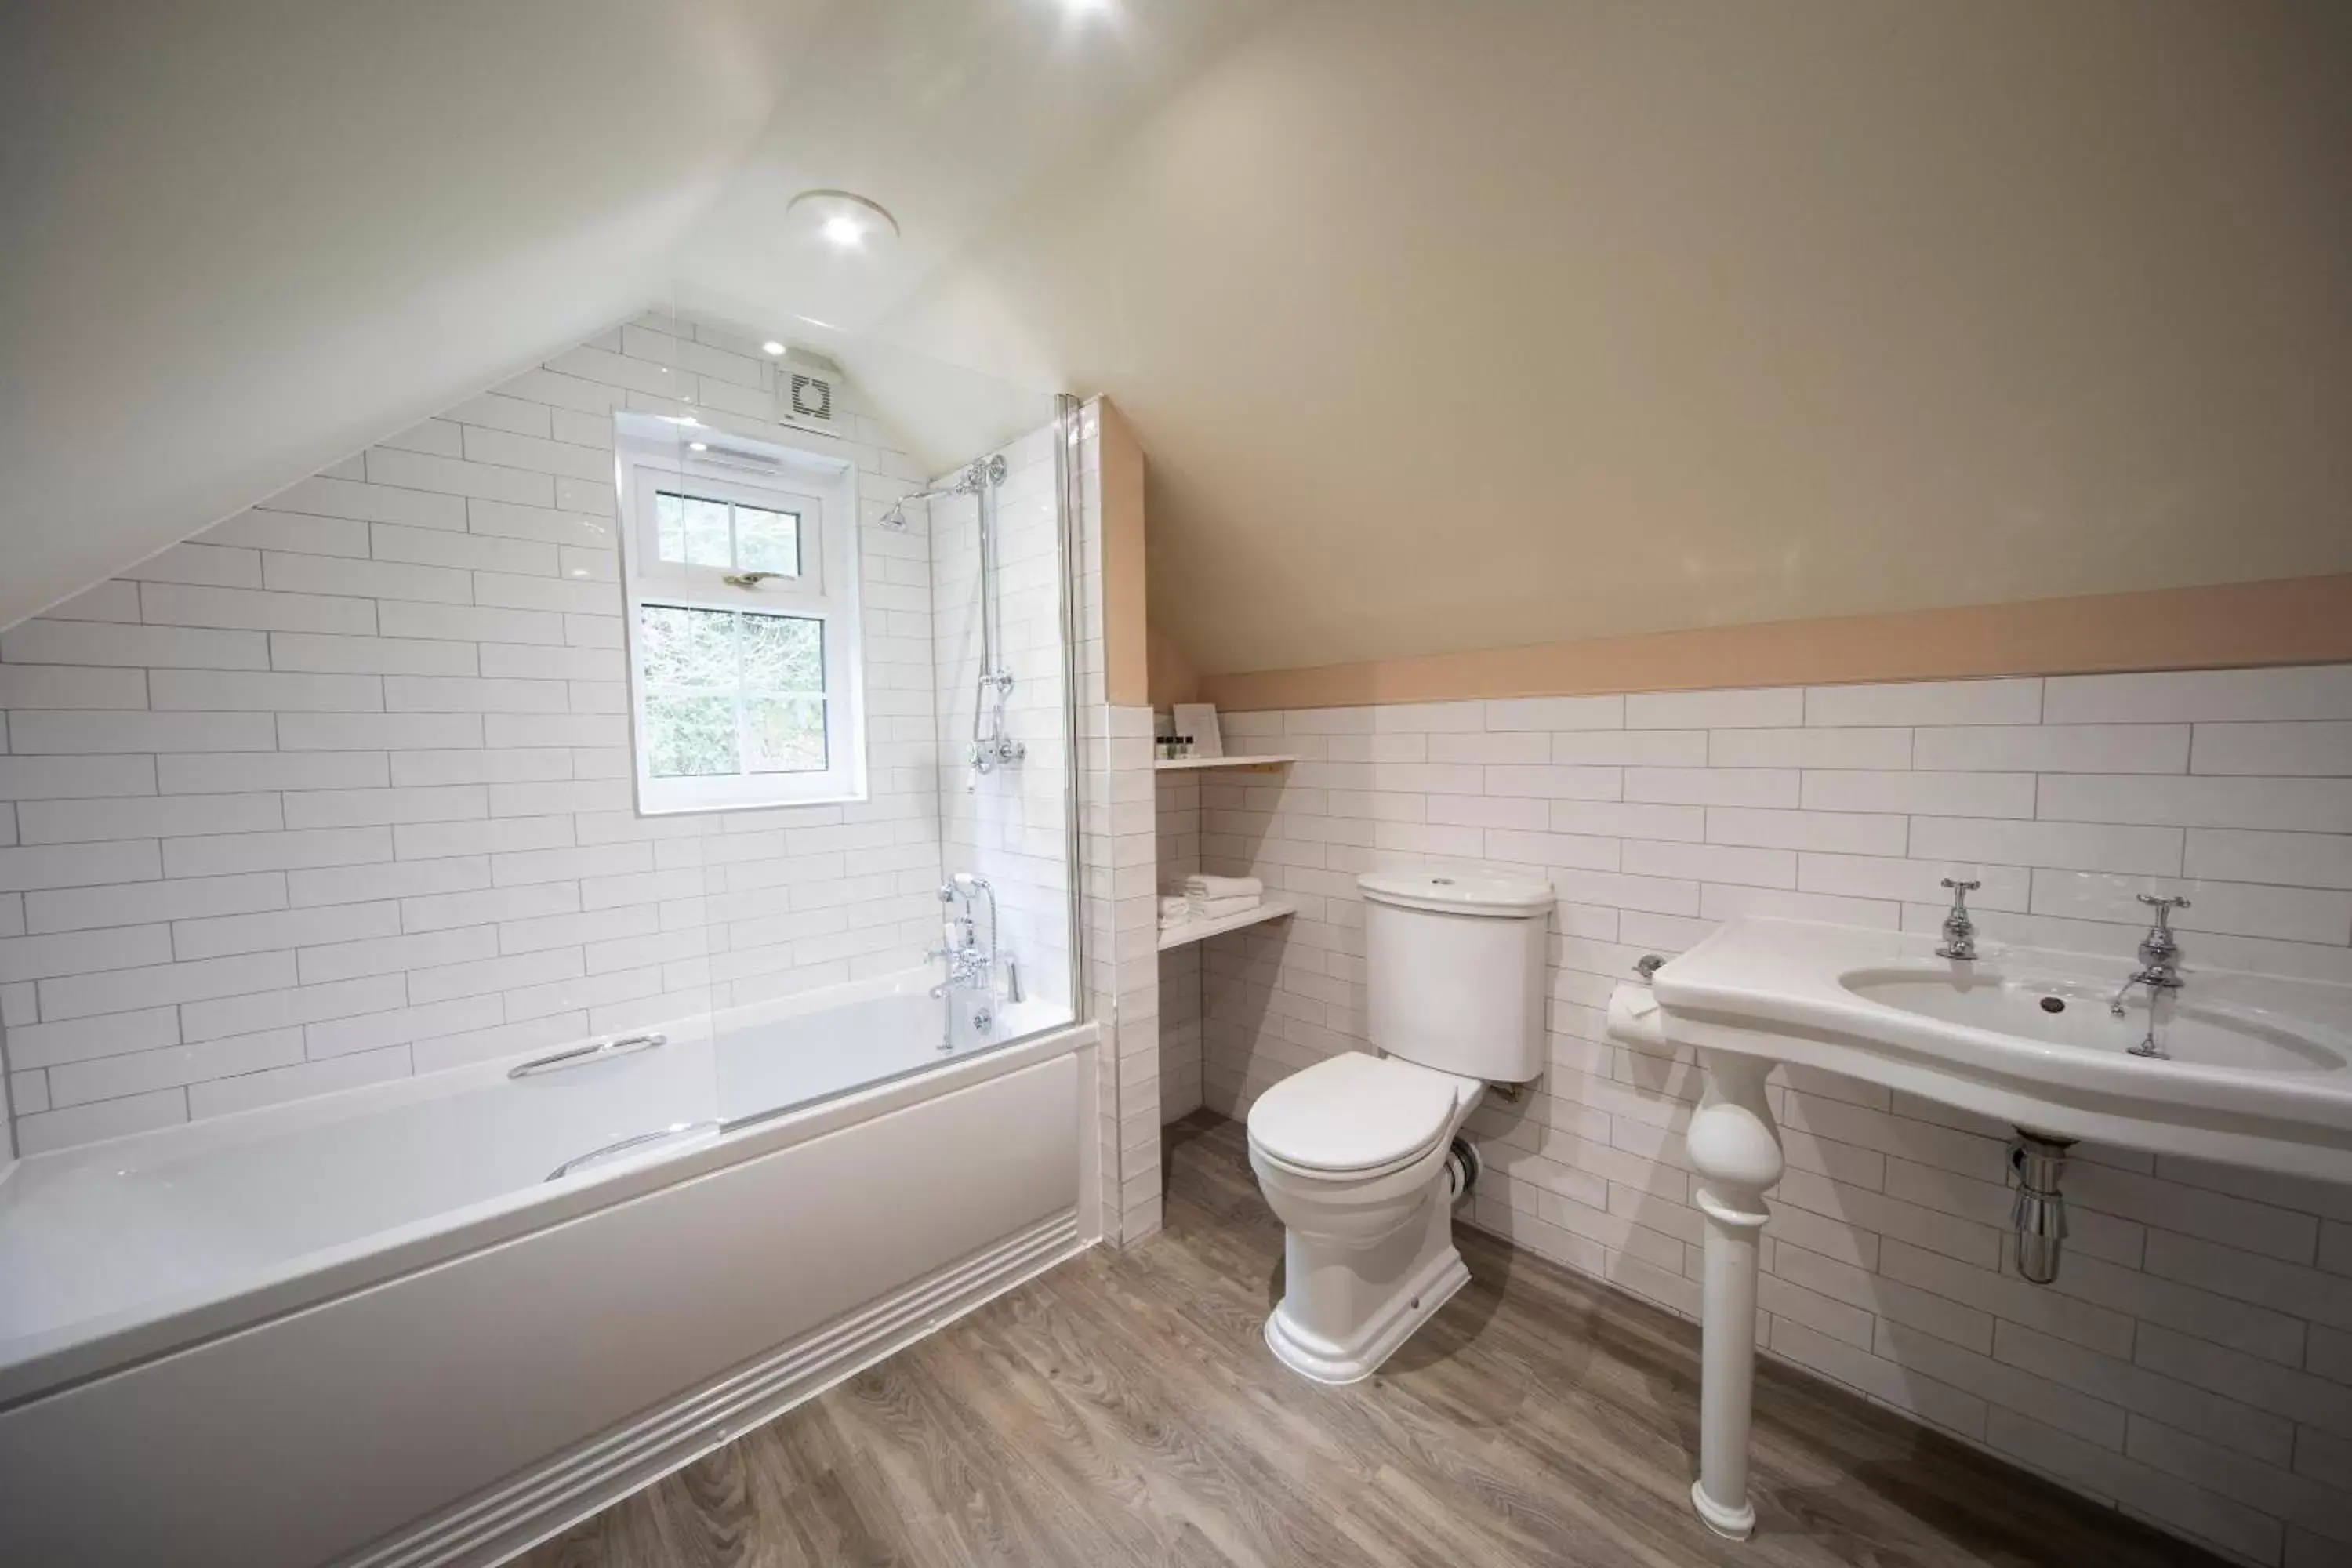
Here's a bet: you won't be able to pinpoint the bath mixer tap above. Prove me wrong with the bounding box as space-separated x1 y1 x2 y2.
1935 878 1980 961
2110 893 2191 1058
931 874 1002 1000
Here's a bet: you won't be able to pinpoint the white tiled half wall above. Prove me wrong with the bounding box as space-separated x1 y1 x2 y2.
1156 767 1205 1121
1177 667 2352 1566
0 312 1050 1154
1069 401 1162 1245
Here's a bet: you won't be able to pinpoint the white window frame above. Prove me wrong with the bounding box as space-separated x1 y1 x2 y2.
615 419 867 813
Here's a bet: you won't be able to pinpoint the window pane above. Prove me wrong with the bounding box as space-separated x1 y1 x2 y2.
655 491 685 563
735 506 800 575
746 697 827 774
645 694 739 777
655 489 730 567
638 604 735 688
740 612 824 693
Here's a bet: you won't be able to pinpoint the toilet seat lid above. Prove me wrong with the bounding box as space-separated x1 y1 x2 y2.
1247 1053 1467 1175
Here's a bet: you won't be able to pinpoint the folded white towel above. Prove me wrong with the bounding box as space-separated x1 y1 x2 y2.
1185 874 1262 900
1158 895 1192 927
1189 894 1261 920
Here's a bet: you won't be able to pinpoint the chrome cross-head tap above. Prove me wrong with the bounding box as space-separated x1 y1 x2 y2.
1936 878 1981 962
2133 893 2190 972
2111 894 2193 1051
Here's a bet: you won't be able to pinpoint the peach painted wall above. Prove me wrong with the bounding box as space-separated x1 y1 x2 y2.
1199 574 2352 713
1095 399 1149 709
1147 621 1200 709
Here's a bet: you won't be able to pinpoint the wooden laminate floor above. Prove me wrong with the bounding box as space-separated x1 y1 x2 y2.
523 1112 2216 1568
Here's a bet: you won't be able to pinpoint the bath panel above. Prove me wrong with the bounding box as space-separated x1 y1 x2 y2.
0 1048 1089 1567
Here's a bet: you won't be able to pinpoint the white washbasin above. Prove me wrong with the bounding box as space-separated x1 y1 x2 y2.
1839 968 2344 1075
1642 918 2352 1181
1613 916 2352 1541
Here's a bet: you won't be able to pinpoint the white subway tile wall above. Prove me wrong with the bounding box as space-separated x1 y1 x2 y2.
0 314 968 1153
1068 402 1161 1245
1174 669 2352 1566
1157 768 1204 1122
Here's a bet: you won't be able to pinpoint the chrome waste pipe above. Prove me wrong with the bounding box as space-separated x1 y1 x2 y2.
2010 1131 2073 1284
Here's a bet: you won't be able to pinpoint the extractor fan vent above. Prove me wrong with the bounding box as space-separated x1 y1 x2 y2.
786 372 834 426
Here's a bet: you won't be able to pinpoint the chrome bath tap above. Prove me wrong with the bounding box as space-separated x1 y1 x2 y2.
2110 893 2190 1058
930 873 1010 1033
930 876 993 996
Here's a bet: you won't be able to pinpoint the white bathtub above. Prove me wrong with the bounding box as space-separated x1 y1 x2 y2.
0 971 1098 1567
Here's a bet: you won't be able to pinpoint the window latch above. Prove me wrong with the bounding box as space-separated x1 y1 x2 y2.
722 571 785 589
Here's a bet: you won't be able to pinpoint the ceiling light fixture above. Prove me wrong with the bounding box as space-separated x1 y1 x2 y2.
786 189 900 257
761 340 786 356
688 441 709 452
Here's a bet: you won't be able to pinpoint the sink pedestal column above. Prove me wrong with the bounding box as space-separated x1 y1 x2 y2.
1685 1049 1784 1540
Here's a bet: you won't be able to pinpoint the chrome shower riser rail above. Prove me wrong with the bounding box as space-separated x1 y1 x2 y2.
967 452 1024 786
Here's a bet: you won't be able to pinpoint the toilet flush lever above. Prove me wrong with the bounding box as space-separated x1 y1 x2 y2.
1633 954 1666 985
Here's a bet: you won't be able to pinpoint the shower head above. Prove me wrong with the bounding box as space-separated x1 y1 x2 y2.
880 456 1005 529
880 485 960 530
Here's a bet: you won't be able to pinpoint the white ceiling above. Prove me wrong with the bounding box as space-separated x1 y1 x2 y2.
0 0 1274 630
7 1 2350 676
0 0 819 630
672 0 1276 339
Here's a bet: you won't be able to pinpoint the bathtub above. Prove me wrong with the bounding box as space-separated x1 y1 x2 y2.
0 970 1098 1567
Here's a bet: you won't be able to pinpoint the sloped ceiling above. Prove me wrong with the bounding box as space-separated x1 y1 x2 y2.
0 0 823 631
8 1 2350 672
873 0 2352 674
671 0 1279 343
0 0 1276 631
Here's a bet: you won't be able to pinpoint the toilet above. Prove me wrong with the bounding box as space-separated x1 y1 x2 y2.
1247 869 1552 1383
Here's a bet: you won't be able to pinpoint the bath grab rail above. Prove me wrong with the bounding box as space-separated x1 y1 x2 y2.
507 1032 667 1080
545 1120 722 1182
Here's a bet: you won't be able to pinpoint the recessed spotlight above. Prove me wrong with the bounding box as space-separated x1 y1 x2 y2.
761 340 786 356
786 189 899 256
688 441 709 452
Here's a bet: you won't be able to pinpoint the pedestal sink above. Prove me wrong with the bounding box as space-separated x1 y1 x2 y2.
1842 968 2340 1074
1605 916 2352 1541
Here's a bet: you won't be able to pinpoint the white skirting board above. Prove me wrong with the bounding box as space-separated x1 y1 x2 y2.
351 1209 1087 1568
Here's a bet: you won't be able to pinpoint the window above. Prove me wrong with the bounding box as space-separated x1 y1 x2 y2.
652 489 802 578
616 424 866 812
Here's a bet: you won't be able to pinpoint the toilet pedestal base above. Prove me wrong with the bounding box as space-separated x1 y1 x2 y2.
1262 1178 1469 1385
1265 1240 1469 1385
